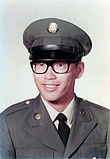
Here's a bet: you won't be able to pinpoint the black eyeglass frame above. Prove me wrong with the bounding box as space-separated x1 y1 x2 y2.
30 61 76 74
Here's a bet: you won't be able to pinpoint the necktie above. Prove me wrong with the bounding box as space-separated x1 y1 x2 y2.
54 113 70 146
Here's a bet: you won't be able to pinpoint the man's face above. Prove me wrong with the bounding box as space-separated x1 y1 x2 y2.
33 62 84 105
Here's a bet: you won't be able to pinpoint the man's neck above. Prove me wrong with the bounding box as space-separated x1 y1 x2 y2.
42 94 74 112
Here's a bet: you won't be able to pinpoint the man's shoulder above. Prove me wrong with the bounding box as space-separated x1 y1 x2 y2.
77 96 110 122
0 96 40 118
76 96 110 124
77 96 109 112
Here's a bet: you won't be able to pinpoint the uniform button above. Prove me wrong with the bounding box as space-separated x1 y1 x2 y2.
34 113 41 120
92 157 96 159
25 100 30 104
80 109 85 116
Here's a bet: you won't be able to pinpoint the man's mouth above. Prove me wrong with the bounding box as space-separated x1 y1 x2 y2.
42 84 60 92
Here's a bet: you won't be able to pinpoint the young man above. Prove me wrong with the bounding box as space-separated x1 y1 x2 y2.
0 18 110 159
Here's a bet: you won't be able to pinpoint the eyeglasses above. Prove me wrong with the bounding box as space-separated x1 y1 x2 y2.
30 61 71 74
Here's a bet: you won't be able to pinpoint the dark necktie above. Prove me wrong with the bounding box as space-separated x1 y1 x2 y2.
54 113 70 146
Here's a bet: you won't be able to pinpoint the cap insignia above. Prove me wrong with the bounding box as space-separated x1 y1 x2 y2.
48 22 58 33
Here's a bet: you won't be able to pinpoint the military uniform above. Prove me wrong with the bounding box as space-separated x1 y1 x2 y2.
0 95 110 158
0 18 110 158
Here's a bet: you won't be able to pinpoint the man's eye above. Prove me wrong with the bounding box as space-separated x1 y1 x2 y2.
58 64 63 67
36 63 45 66
40 63 45 66
55 62 67 67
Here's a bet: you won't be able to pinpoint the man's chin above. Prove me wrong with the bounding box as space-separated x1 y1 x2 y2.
42 95 59 103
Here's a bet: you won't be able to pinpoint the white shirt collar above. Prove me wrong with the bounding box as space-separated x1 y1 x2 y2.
41 96 75 127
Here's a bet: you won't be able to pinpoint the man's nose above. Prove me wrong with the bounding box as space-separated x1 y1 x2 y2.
44 66 56 80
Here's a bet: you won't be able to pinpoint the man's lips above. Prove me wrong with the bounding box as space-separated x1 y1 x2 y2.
42 84 60 92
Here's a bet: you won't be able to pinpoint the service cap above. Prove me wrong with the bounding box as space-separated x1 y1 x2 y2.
23 18 92 62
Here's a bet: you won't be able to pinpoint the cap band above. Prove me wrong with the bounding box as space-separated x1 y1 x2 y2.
29 45 83 62
31 45 74 52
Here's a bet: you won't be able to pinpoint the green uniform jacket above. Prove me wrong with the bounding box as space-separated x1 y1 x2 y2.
0 95 110 159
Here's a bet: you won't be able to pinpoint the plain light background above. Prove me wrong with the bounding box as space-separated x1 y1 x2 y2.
0 0 110 112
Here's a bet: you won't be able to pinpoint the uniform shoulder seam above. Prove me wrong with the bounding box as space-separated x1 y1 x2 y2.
1 98 35 116
78 97 109 112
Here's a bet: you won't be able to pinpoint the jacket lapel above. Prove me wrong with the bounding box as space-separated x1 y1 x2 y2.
24 95 65 153
23 95 97 157
64 97 97 158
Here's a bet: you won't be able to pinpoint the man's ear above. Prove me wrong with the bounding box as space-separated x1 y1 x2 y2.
76 62 84 79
